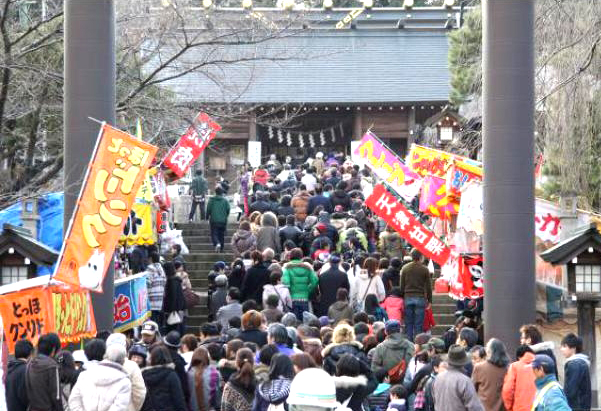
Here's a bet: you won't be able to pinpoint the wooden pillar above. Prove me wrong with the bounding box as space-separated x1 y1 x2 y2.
407 106 416 149
249 111 257 141
577 300 598 408
353 110 363 140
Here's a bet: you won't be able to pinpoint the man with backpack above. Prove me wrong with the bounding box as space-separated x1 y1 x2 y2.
371 320 415 383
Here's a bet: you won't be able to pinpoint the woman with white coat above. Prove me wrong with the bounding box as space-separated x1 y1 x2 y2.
352 257 385 312
69 345 132 411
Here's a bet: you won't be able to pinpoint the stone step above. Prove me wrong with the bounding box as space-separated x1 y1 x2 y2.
430 325 451 337
183 253 235 262
188 243 236 252
185 261 233 271
183 235 233 243
432 313 455 325
432 293 455 304
190 278 209 288
431 303 456 315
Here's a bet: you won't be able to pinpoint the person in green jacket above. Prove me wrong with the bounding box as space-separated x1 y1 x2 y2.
282 247 318 321
189 169 208 221
206 186 230 253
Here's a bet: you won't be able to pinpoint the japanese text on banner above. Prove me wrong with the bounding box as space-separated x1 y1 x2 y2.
353 132 422 202
51 287 96 344
163 112 221 178
0 288 50 353
113 274 150 332
408 144 482 179
366 184 451 265
54 124 158 292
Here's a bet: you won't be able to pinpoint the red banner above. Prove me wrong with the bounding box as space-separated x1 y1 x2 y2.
366 184 451 265
163 112 221 178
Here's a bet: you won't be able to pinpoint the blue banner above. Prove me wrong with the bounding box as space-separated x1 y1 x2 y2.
113 273 150 332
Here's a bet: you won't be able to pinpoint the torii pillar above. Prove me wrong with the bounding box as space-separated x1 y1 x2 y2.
482 0 536 355
64 0 116 331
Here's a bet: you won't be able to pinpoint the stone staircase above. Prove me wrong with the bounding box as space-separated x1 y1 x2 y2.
177 220 457 337
178 221 238 335
431 293 456 337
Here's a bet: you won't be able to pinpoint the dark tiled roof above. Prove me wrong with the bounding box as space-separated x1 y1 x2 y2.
150 14 452 104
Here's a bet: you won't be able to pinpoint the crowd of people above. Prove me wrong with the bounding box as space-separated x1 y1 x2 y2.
3 153 593 411
3 319 592 411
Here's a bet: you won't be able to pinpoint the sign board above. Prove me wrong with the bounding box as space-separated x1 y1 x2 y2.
248 141 262 168
54 124 157 291
366 184 451 265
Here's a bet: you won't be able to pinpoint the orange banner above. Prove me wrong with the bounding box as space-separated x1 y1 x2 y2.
54 124 158 292
408 144 482 179
0 287 50 353
0 285 96 353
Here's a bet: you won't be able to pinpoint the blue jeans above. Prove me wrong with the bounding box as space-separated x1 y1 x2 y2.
292 300 309 321
404 296 426 342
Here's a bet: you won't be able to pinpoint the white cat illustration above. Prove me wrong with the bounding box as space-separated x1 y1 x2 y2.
78 249 105 290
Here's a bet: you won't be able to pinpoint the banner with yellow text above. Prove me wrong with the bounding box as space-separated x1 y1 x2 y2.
54 124 158 292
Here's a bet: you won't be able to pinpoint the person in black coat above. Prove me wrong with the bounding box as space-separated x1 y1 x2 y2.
6 339 33 411
229 259 246 290
276 195 295 217
163 262 186 335
560 333 592 411
163 331 191 403
307 184 333 215
238 310 268 348
315 255 350 317
322 324 370 376
142 345 187 411
241 251 271 304
279 215 303 249
317 212 339 246
250 192 272 214
382 258 402 295
330 181 352 212
333 354 378 411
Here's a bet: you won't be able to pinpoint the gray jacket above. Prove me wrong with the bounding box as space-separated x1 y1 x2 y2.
216 302 243 330
433 366 484 411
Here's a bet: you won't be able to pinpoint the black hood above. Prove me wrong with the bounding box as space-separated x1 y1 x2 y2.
333 189 347 199
142 364 176 386
8 358 26 373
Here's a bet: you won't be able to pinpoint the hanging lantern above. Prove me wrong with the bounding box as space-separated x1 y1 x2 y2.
339 122 344 137
299 134 305 148
330 128 336 143
319 131 326 146
268 126 274 140
286 131 292 146
309 134 315 148
278 129 284 143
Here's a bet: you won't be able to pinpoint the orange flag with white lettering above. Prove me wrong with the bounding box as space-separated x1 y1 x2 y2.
54 124 158 292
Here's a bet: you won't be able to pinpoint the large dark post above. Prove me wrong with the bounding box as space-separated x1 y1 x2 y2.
482 0 535 354
577 300 598 407
64 0 116 331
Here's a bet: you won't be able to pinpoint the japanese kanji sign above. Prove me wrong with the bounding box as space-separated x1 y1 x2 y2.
445 160 482 199
366 184 451 265
54 124 158 292
120 204 156 246
408 144 482 179
113 273 150 333
0 285 96 353
163 112 221 179
0 288 48 353
353 132 422 202
51 286 96 344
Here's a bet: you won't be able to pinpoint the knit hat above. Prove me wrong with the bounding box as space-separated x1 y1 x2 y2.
164 331 182 349
385 320 401 335
268 262 283 275
213 261 226 271
316 223 327 234
106 333 127 349
329 254 341 264
287 368 340 408
319 316 332 328
129 344 148 359
73 350 88 364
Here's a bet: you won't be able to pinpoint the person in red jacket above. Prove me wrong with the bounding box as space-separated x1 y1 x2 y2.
502 344 536 411
380 287 404 322
253 166 270 191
